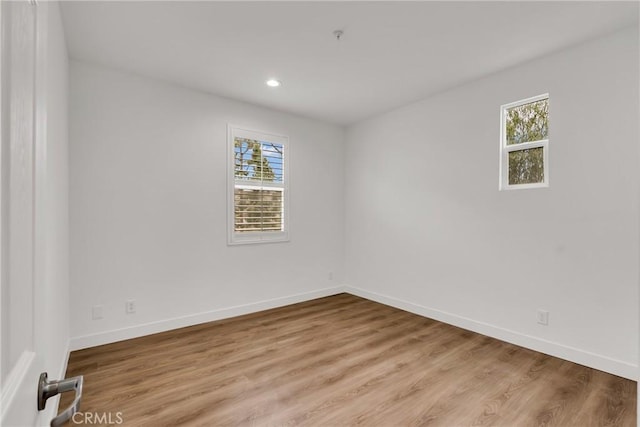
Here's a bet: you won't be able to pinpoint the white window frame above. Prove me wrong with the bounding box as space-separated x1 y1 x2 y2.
227 124 290 245
499 93 549 191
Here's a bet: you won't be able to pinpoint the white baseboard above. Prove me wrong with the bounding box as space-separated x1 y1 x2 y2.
345 285 638 381
70 286 346 351
69 284 637 381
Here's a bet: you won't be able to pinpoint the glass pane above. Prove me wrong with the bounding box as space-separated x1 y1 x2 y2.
508 147 544 185
234 138 257 180
505 98 548 145
234 188 283 232
234 138 284 183
261 142 284 183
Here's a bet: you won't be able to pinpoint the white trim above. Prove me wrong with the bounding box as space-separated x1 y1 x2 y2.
70 286 345 351
52 341 71 417
0 350 35 422
501 93 549 110
227 124 290 245
499 94 550 191
38 340 71 423
344 285 638 381
0 0 5 389
504 139 547 153
235 182 284 191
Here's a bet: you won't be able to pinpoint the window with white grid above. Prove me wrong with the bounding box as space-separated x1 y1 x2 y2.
500 94 549 190
228 126 289 244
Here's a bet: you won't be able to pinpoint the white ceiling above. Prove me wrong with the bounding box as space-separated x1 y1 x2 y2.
60 1 638 126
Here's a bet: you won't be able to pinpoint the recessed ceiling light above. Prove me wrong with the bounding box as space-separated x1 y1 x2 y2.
266 79 281 87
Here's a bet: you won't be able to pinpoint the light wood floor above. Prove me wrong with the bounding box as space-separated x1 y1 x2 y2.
62 294 636 426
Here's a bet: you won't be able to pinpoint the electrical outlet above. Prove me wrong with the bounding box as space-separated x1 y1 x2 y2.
92 305 103 320
537 309 549 326
328 271 333 281
126 299 136 314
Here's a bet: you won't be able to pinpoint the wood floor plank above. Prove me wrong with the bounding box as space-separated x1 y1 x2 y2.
61 294 636 426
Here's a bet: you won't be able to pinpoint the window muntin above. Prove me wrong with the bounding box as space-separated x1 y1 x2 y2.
500 94 549 190
228 126 289 244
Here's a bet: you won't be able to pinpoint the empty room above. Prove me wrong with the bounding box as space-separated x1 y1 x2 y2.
1 1 639 426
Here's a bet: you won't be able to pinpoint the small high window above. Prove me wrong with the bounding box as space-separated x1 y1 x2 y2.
500 94 549 190
228 125 289 244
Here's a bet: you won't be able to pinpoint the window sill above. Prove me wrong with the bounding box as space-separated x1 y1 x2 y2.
499 182 549 191
228 231 290 246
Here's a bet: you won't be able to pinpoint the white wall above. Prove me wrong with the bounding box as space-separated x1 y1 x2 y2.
344 27 639 379
69 61 345 348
